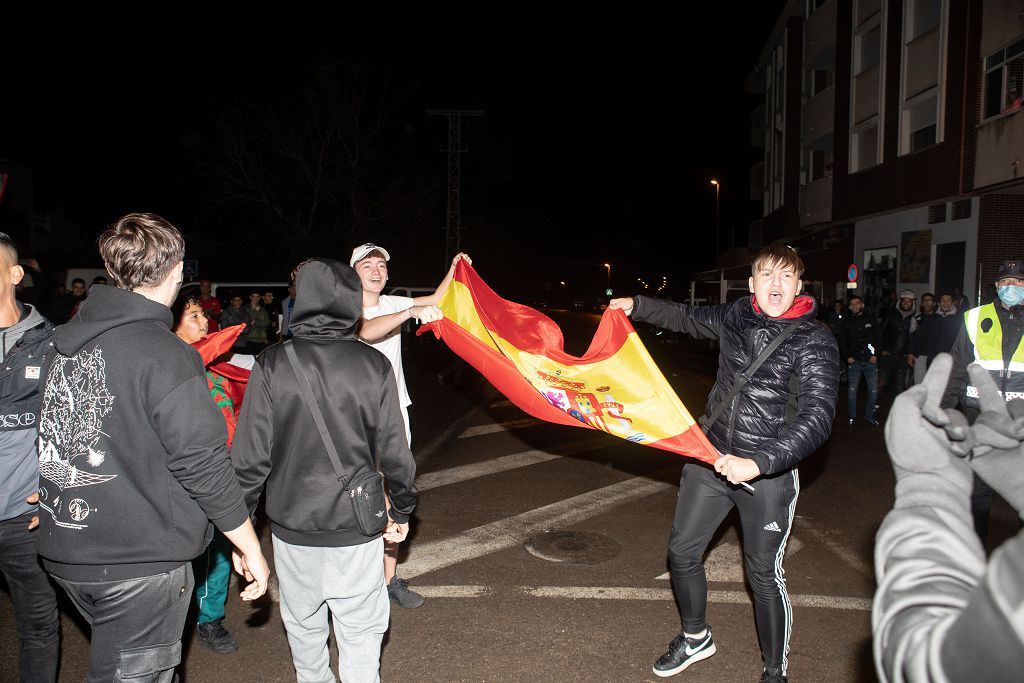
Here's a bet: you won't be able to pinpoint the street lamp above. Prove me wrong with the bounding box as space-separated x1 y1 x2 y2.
710 179 721 255
603 263 611 289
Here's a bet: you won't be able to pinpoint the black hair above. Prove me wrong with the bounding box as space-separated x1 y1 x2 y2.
171 285 203 328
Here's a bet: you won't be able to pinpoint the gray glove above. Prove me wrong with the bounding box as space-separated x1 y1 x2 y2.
962 364 1024 515
884 354 973 509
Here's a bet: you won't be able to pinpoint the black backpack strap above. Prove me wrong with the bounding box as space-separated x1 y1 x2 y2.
700 319 803 432
284 340 349 486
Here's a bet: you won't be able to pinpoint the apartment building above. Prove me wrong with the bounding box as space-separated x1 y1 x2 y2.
745 0 1024 313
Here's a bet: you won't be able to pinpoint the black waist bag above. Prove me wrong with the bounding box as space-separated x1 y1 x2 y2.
285 341 388 537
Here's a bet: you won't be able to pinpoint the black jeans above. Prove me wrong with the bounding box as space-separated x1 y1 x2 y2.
0 511 60 683
668 463 799 673
52 563 193 683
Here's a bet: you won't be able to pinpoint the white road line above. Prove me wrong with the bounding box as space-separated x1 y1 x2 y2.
413 585 492 598
458 418 542 439
416 436 613 491
399 470 677 579
800 526 874 578
522 587 871 611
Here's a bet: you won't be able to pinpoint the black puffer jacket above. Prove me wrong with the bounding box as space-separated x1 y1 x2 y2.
631 294 839 476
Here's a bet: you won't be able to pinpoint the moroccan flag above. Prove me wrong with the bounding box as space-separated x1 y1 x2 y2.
418 262 719 464
192 324 251 447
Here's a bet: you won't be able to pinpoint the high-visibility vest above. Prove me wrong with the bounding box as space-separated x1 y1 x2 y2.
963 303 1024 405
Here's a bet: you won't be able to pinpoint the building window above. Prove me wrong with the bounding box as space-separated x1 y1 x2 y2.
927 203 947 224
902 93 938 154
806 0 828 18
855 22 882 74
906 0 942 41
805 147 835 183
851 120 880 171
807 68 832 97
983 37 1024 119
899 0 945 155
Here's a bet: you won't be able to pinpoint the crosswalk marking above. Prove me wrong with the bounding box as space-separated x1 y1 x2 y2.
413 585 492 598
458 418 542 439
416 436 612 491
400 469 677 579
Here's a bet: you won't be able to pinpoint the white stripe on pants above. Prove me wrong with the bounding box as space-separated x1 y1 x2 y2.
273 536 388 683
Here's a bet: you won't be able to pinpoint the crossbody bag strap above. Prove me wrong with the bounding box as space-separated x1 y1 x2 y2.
284 341 349 486
700 319 803 432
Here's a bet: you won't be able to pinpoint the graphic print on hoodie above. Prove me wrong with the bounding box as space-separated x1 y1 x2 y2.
37 347 117 528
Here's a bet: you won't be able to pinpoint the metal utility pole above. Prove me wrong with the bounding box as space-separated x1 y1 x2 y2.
427 109 483 268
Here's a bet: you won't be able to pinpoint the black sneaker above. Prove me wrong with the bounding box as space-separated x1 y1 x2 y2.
652 627 716 677
760 667 787 682
847 417 856 425
387 576 424 609
864 415 879 426
196 618 239 653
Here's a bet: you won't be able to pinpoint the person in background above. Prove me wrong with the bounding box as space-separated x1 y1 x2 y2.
245 292 271 354
198 279 222 333
221 294 250 351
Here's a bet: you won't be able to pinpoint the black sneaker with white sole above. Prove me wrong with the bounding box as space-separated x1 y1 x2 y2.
652 626 717 677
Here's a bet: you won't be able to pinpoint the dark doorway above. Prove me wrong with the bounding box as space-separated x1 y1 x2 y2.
935 241 966 297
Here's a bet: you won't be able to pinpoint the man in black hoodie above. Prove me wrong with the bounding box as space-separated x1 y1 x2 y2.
231 258 417 683
838 295 883 425
36 213 269 682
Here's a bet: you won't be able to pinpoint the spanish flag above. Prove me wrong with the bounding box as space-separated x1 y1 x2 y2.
418 262 719 464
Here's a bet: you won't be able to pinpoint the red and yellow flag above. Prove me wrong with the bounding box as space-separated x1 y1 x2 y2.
418 262 718 464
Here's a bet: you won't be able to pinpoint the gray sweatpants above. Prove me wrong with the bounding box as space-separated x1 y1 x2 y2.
272 536 389 683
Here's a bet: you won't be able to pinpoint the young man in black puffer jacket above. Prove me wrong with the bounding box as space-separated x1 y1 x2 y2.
610 244 839 683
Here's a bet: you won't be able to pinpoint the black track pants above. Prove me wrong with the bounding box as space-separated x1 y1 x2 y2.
667 462 799 673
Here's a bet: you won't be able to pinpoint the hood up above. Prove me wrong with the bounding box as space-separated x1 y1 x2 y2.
289 258 362 340
55 285 173 356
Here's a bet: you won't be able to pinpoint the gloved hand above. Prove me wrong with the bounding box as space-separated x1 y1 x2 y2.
884 354 973 509
962 364 1024 515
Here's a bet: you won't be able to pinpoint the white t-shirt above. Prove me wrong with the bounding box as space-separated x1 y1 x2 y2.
362 294 414 410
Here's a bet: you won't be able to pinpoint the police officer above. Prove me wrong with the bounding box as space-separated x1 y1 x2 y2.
943 258 1024 542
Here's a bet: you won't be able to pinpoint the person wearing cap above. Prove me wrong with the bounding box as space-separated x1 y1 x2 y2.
878 290 917 401
350 243 471 609
942 259 1024 542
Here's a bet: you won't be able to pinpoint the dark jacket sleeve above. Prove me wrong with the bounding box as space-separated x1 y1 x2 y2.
230 360 275 514
377 365 417 524
152 375 249 532
631 295 731 340
750 326 839 475
941 325 973 409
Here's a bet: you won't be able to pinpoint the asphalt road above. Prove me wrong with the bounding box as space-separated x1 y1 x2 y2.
2 310 1020 681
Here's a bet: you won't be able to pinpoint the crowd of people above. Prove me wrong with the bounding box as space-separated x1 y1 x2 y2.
827 287 968 426
0 210 1022 682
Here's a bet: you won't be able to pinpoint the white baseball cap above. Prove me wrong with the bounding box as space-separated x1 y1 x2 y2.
349 243 391 268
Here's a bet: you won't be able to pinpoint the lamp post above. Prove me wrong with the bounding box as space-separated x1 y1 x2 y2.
710 179 721 255
603 263 611 289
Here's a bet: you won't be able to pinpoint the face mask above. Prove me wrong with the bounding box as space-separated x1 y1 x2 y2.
997 285 1024 307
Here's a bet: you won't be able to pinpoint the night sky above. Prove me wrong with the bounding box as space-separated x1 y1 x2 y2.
2 13 784 300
